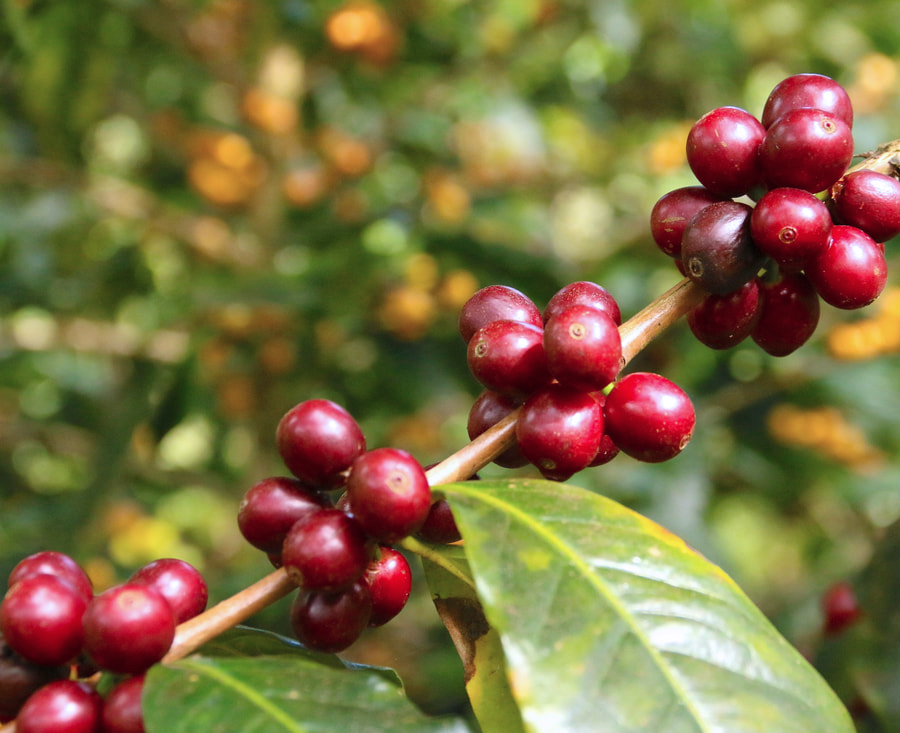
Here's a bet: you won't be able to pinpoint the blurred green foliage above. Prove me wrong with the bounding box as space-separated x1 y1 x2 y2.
3 0 900 725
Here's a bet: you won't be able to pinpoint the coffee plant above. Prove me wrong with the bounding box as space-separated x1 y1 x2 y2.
5 3 900 732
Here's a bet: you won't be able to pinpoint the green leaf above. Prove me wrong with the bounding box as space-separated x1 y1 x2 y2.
439 478 853 733
144 651 473 733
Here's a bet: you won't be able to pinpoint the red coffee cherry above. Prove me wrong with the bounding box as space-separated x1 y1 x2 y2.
588 392 620 467
82 584 176 674
276 399 366 489
467 319 551 398
751 271 821 356
8 551 93 605
515 384 604 481
289 580 372 654
237 476 329 555
466 390 527 469
750 187 832 270
831 168 900 243
458 285 542 344
806 225 887 310
687 278 762 350
650 186 727 258
282 508 372 592
101 674 146 733
15 679 102 733
821 581 861 636
1 574 87 666
346 448 432 543
604 372 695 463
761 73 853 129
686 106 766 197
365 547 413 627
129 558 209 625
416 498 462 544
0 634 68 721
543 281 622 326
543 305 622 392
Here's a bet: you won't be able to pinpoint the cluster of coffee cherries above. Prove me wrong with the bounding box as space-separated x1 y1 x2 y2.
0 552 208 731
237 398 459 655
460 281 696 481
651 73 900 355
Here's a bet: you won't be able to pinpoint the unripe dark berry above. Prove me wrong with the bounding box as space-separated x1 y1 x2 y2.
15 679 102 733
686 106 765 197
807 225 887 310
466 319 551 398
543 281 622 326
761 73 853 129
129 558 208 625
289 580 372 654
0 634 68 721
365 547 413 627
458 285 542 343
831 168 900 243
237 476 329 555
543 305 622 392
650 186 727 258
751 271 820 356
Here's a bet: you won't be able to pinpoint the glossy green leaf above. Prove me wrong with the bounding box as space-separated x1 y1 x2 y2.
439 478 853 733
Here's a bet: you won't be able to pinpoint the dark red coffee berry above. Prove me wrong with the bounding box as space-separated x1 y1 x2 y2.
686 106 765 197
289 580 372 654
101 674 146 733
15 679 102 733
0 634 68 721
365 547 413 627
821 581 861 636
543 305 622 392
515 384 604 481
604 372 695 463
760 108 853 193
650 186 727 258
466 319 551 398
129 558 208 625
831 168 900 243
751 271 821 356
276 399 366 489
761 73 853 129
687 278 762 350
543 281 622 326
346 448 432 543
466 390 527 468
416 498 462 544
82 584 176 674
8 551 93 604
681 200 765 295
282 508 372 591
588 392 620 467
807 225 887 310
458 285 543 343
750 187 832 270
1 574 87 666
238 476 329 555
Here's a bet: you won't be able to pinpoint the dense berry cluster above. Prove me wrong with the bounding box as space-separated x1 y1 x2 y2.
651 73 900 356
0 551 207 730
461 282 696 480
238 399 422 653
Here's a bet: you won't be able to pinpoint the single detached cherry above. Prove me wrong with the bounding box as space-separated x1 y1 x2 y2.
831 168 900 243
8 551 93 604
238 476 329 555
543 281 622 326
282 508 372 591
289 580 372 653
750 187 832 270
101 674 146 733
345 448 432 543
751 271 821 356
687 278 762 350
276 399 366 489
365 547 413 627
0 634 68 721
82 583 176 674
416 498 462 544
458 285 543 343
650 186 727 258
686 106 766 197
761 73 853 129
604 372 695 463
807 225 887 310
129 558 208 625
543 304 622 392
1 574 87 666
15 679 102 733
467 319 551 397
821 581 862 636
466 390 527 468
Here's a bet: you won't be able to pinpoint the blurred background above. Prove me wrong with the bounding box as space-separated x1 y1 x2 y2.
3 0 900 726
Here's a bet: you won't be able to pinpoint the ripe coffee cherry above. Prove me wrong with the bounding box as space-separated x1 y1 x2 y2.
761 73 853 129
1 574 87 666
0 634 68 721
543 305 622 392
515 384 604 481
751 271 821 356
82 584 176 674
289 580 372 653
238 476 329 555
681 200 765 295
750 187 832 270
467 390 527 468
15 680 102 733
686 106 765 197
543 281 622 326
687 278 762 350
101 674 146 733
821 581 861 636
760 108 853 193
650 186 727 258
831 169 900 243
129 558 208 625
807 225 887 310
346 448 432 543
604 372 695 463
8 551 93 604
282 508 372 591
276 399 366 489
416 498 462 544
467 319 551 397
365 547 413 627
588 392 619 467
458 285 543 343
